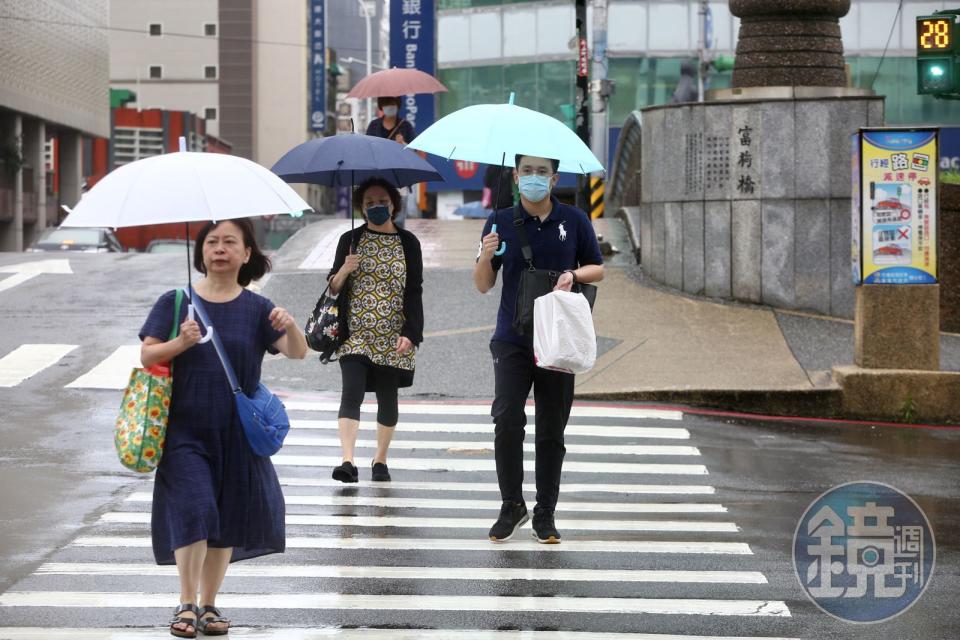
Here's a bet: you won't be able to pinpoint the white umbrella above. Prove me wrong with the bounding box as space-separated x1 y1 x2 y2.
61 141 309 228
60 138 311 343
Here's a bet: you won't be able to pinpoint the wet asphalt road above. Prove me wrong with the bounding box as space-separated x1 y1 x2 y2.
0 248 958 639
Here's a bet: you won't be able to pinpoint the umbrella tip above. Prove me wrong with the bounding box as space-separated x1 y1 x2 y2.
178 136 186 152
508 92 515 105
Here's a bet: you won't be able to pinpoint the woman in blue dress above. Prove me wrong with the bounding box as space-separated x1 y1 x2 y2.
139 218 307 638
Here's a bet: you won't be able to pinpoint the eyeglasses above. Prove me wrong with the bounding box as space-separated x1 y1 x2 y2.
517 167 553 177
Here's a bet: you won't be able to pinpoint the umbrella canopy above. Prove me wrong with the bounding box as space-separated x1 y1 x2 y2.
346 68 448 99
406 95 604 175
60 149 310 229
271 133 442 188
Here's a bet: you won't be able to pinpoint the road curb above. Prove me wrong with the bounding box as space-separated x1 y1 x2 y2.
576 387 844 419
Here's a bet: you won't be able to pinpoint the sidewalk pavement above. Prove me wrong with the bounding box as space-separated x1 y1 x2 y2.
276 215 960 418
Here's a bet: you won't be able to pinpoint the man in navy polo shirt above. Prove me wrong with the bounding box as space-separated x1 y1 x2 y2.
474 154 604 544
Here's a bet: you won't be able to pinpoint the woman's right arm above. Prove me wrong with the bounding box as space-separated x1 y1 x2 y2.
140 320 201 368
328 233 359 295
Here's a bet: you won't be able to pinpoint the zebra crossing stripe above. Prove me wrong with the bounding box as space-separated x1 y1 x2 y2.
101 512 739 533
284 401 683 420
124 492 727 514
70 536 754 554
65 345 140 389
35 562 766 584
0 629 802 640
270 455 709 475
273 477 717 494
291 420 691 439
0 591 790 616
281 436 700 456
0 344 77 387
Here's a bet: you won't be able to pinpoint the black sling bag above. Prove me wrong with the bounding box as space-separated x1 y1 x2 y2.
510 206 597 335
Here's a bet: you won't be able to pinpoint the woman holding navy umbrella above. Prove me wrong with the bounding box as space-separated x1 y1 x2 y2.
326 177 424 483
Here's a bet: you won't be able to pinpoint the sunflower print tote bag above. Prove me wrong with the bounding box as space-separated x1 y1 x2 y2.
114 289 183 472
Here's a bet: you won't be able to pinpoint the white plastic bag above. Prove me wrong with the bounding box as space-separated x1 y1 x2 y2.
533 290 597 374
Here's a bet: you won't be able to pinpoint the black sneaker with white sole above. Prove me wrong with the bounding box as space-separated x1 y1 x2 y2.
488 501 529 542
531 507 561 544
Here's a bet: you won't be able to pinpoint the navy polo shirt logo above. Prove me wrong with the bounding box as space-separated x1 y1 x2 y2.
559 222 567 242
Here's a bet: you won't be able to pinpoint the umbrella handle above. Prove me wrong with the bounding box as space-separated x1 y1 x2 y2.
187 304 214 344
491 224 507 256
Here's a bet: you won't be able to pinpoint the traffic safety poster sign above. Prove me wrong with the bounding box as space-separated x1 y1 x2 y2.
853 129 939 285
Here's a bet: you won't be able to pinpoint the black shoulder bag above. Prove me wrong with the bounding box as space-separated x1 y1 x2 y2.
511 207 597 335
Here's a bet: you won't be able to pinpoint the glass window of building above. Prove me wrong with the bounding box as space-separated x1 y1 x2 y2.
148 65 162 79
148 23 162 37
204 65 218 79
204 23 217 37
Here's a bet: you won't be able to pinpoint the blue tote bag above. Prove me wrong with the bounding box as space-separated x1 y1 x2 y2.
189 289 290 456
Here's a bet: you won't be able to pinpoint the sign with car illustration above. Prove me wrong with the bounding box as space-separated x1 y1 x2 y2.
852 129 938 285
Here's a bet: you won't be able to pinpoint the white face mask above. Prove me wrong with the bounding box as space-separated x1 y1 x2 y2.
382 105 399 117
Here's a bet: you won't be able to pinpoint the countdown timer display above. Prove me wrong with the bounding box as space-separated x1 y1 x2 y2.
917 17 954 52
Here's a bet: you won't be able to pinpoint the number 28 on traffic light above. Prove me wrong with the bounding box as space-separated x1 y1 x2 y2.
917 18 952 51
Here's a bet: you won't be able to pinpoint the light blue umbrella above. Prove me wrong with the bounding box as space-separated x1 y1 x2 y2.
406 93 604 175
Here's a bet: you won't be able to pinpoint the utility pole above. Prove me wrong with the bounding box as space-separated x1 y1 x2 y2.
589 0 611 218
575 0 590 212
359 0 376 129
697 0 709 102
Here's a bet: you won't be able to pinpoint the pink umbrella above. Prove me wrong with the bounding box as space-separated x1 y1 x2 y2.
346 68 448 99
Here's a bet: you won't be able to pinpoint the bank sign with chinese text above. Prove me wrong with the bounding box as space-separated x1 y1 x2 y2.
389 0 435 133
852 129 938 285
309 0 325 132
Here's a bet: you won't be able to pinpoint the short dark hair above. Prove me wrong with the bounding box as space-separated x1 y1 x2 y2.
353 177 402 219
193 218 271 287
515 154 560 174
377 96 401 109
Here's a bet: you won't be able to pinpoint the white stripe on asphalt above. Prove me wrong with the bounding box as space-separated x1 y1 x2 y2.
291 419 691 439
282 436 700 456
124 492 727 514
0 628 801 640
0 344 77 387
285 401 683 421
0 592 790 617
71 536 753 554
35 562 765 584
101 512 739 532
64 345 141 389
271 455 709 475
274 477 717 495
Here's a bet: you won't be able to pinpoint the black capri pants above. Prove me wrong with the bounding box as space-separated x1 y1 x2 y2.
338 357 400 427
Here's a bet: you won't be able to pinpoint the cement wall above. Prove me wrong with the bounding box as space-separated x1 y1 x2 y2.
639 95 885 318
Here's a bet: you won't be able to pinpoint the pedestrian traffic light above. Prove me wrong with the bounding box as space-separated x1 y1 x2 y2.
916 12 960 96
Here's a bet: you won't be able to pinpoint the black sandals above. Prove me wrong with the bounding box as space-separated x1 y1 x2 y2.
197 604 231 636
170 603 199 638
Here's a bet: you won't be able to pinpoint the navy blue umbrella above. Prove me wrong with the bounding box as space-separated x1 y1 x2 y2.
271 133 442 188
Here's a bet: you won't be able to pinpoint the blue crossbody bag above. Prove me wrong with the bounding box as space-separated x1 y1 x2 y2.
189 288 290 457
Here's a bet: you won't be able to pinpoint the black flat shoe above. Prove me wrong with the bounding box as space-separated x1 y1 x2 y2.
372 461 391 481
332 461 359 483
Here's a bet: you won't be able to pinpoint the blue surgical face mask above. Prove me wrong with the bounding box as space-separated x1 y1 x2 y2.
518 174 552 203
365 204 391 226
382 105 399 117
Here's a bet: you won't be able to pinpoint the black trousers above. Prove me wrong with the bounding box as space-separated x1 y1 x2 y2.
490 340 575 512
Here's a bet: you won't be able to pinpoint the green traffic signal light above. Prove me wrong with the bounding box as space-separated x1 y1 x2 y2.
917 56 957 94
